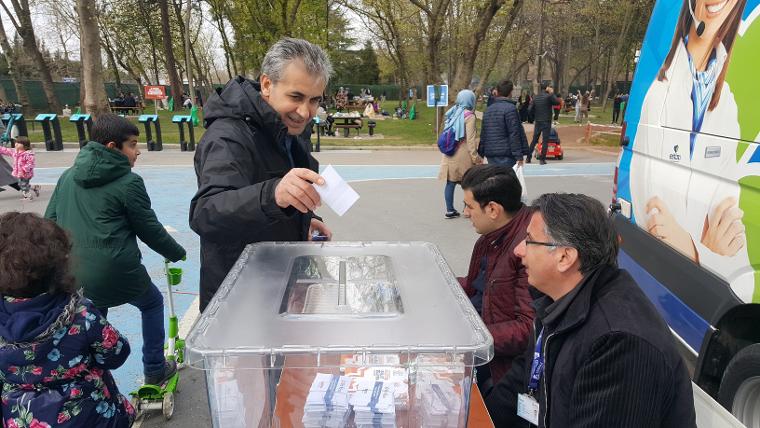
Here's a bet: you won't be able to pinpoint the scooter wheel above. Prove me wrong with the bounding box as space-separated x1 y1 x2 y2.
162 392 175 420
130 396 142 415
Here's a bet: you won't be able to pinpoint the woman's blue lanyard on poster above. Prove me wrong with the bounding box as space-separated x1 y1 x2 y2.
528 328 545 395
685 35 722 159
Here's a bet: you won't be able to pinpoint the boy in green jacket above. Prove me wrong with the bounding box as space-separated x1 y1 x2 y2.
45 114 186 386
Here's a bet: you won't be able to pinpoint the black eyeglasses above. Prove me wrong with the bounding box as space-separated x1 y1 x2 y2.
525 240 561 247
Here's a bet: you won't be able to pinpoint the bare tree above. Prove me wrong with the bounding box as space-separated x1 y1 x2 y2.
158 0 183 109
450 0 520 94
0 0 61 112
77 0 110 117
0 17 29 113
601 0 635 110
205 0 238 78
342 0 413 91
410 0 452 84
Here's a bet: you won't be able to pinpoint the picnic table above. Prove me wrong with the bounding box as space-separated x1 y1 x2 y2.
332 112 362 137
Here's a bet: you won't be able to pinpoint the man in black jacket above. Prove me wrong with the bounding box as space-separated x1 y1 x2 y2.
190 38 333 311
478 80 528 167
485 193 696 428
528 84 559 165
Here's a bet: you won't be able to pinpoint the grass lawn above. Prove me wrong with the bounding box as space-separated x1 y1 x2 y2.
322 100 449 147
555 103 617 126
23 102 443 147
589 133 621 147
22 109 204 146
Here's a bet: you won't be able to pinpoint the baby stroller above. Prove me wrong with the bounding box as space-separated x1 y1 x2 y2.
535 127 563 160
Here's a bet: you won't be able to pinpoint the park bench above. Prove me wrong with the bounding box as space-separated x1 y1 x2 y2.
111 106 144 115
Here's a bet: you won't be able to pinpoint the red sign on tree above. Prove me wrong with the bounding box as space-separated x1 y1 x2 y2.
144 85 166 100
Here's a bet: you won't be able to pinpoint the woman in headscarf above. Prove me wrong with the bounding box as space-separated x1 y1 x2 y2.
438 89 482 219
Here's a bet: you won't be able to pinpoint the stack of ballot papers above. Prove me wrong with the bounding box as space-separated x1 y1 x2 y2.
341 353 410 410
419 381 461 428
302 373 352 427
349 379 397 427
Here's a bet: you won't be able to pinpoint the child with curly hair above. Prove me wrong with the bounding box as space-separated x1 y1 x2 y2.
0 212 135 427
0 137 40 200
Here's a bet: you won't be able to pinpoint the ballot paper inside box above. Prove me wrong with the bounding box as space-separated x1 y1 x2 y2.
184 242 494 428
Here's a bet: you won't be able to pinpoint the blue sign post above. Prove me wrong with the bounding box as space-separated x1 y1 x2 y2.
426 85 449 107
427 85 449 134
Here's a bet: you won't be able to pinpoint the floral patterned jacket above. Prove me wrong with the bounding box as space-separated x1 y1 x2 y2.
0 146 34 179
0 292 135 428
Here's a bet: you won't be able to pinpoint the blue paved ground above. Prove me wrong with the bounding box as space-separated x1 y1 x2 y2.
33 162 614 395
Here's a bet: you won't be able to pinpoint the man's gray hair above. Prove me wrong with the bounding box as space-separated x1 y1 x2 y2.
261 37 333 85
532 193 618 274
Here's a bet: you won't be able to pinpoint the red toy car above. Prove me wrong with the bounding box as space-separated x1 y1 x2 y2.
535 127 563 160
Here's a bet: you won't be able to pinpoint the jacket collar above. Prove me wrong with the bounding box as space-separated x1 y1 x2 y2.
243 79 289 145
492 97 517 106
481 204 529 246
534 264 619 333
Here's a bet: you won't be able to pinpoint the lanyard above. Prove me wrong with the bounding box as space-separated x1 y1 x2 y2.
528 328 545 393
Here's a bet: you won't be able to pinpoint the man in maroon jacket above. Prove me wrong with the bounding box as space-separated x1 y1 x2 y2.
458 164 535 393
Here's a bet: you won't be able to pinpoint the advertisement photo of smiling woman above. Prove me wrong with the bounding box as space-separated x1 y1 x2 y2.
628 0 759 301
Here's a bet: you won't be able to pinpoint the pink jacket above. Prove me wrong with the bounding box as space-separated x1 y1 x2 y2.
0 146 35 179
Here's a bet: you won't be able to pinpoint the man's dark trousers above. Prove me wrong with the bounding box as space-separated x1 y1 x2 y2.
529 120 551 160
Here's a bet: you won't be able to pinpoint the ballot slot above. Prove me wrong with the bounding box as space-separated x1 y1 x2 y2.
279 255 403 317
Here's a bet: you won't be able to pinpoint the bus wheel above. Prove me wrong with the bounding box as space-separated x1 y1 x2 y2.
719 343 760 428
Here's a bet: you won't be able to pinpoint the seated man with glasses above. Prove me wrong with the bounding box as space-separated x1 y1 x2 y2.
458 164 535 394
485 193 696 428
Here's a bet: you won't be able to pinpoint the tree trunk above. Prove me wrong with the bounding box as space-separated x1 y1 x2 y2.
158 0 183 109
171 0 195 102
183 0 195 103
16 22 60 112
534 0 546 95
478 25 510 93
592 20 600 91
562 36 572 95
57 31 71 77
410 0 451 84
451 0 515 95
117 56 144 88
0 18 30 114
601 0 634 111
508 59 530 82
79 48 86 110
210 6 236 78
104 43 122 91
78 0 110 117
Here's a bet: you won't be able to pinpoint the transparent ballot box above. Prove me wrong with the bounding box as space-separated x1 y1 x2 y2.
185 242 494 428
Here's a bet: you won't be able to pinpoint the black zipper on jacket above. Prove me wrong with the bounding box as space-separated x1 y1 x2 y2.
542 331 556 428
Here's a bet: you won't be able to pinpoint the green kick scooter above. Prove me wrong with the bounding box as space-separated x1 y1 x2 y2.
130 259 186 420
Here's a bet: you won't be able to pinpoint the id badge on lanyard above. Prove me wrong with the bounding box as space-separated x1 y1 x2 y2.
517 329 544 425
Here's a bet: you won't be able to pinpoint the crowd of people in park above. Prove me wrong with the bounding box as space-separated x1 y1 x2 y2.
0 37 697 428
489 87 629 126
